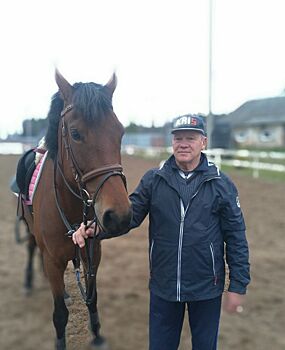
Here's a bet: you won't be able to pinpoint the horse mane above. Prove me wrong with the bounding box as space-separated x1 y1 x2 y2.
45 82 113 159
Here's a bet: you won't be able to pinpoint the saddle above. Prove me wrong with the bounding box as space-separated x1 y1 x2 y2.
16 149 37 200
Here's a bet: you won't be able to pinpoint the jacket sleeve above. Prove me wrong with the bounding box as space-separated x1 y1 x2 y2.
128 169 154 229
220 177 250 294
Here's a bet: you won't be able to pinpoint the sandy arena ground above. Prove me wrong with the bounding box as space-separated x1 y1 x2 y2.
0 154 284 350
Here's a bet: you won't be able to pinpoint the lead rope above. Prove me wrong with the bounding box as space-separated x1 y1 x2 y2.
73 202 98 304
83 199 96 304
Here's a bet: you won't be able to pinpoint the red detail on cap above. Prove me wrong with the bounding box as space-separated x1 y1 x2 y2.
191 118 197 126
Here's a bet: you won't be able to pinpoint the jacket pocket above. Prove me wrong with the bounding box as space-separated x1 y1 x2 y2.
151 241 177 281
182 241 216 279
149 239 154 272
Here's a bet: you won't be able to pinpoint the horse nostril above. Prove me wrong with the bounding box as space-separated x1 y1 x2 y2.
102 210 131 235
103 210 115 227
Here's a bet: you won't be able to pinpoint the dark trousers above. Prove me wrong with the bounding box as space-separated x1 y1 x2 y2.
149 292 222 350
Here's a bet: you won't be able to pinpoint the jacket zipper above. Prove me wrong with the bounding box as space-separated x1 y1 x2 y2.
177 200 187 301
176 176 220 301
210 242 217 285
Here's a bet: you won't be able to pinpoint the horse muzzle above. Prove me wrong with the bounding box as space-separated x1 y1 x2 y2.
102 207 133 235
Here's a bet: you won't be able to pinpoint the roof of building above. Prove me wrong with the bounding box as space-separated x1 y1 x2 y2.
229 96 285 127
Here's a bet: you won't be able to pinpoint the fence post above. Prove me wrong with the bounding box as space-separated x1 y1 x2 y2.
215 151 222 169
253 155 259 179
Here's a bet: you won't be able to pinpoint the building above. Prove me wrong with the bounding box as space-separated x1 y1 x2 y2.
229 96 285 148
212 96 285 149
122 132 166 148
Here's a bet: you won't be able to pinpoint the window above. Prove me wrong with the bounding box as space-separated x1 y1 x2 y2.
234 130 249 143
259 128 275 142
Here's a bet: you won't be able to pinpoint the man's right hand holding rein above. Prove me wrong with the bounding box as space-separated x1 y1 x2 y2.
72 222 96 248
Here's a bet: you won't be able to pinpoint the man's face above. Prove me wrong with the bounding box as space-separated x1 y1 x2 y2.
172 130 207 168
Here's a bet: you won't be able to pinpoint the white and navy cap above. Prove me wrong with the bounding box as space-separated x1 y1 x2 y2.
171 114 206 135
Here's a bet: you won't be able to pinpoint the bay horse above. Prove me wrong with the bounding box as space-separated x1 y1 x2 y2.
21 70 132 349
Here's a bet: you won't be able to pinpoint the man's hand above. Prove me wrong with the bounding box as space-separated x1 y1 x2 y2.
72 222 95 248
223 291 245 313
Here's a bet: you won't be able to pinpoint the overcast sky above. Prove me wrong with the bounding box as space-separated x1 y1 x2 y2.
1 0 285 138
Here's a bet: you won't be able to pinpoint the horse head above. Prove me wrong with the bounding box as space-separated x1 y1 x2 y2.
50 70 132 235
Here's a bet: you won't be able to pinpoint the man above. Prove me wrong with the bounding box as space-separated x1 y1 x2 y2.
73 114 250 350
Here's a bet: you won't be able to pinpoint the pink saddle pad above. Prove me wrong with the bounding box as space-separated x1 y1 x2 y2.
24 151 48 205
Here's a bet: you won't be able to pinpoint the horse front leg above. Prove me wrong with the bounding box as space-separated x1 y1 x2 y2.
44 253 69 350
53 297 69 350
85 242 107 349
87 282 107 349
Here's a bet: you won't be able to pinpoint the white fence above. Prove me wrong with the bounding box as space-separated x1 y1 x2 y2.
122 145 285 179
204 149 285 178
2 143 284 179
0 142 33 155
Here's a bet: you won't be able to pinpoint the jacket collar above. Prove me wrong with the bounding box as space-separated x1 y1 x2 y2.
160 153 219 176
156 153 220 194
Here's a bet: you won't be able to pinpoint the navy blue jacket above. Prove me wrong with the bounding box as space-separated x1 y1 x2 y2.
129 153 250 302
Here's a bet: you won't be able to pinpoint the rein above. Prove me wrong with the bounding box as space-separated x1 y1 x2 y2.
54 103 127 305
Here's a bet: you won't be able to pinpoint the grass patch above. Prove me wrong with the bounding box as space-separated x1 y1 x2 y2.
220 164 285 183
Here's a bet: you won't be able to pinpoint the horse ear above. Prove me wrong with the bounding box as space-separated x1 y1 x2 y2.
55 69 73 102
104 72 117 98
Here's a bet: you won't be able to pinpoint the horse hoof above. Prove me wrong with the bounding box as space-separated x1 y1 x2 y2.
22 287 33 297
90 336 109 349
55 337 66 350
63 291 73 306
64 295 73 306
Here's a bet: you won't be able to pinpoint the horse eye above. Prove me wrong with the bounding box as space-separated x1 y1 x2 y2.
70 129 81 141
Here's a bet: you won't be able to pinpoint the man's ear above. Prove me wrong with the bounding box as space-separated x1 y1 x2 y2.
202 137 208 150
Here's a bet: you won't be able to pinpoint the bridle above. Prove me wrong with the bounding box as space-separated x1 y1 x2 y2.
53 103 127 304
55 103 126 233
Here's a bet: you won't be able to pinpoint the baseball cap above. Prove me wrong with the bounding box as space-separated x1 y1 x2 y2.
171 114 206 135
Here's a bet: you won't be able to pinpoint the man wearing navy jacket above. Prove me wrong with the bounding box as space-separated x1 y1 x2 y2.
73 114 250 350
